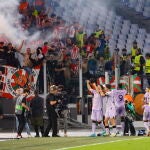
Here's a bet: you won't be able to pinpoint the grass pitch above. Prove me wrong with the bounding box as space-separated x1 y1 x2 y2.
0 136 149 150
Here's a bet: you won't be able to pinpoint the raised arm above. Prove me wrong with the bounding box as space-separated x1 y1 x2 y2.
92 82 99 94
97 85 105 96
87 80 92 91
17 40 25 51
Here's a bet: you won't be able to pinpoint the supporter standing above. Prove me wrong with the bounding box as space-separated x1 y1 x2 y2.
54 60 66 86
46 54 57 84
96 56 105 77
87 54 97 78
124 53 132 75
96 34 106 58
82 57 88 79
4 41 24 68
42 42 49 56
63 54 72 90
68 23 76 42
30 47 45 92
20 48 33 88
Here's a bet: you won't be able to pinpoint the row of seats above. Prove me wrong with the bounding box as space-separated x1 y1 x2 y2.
54 0 149 54
121 0 150 18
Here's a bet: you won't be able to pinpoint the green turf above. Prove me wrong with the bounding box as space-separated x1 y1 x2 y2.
0 137 149 150
71 137 150 150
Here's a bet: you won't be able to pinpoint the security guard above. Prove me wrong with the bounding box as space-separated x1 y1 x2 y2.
131 41 138 63
94 30 103 38
133 48 145 91
75 28 85 48
145 53 150 86
133 48 145 75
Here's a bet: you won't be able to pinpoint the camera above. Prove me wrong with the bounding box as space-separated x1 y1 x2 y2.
55 91 68 118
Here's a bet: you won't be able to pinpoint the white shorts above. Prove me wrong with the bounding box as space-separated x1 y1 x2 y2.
105 106 116 119
91 109 103 122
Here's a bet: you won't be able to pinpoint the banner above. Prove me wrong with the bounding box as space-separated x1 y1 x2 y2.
98 74 141 93
0 65 40 100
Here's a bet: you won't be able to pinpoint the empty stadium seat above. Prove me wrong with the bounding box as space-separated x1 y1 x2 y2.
128 0 138 8
143 6 150 17
135 0 145 13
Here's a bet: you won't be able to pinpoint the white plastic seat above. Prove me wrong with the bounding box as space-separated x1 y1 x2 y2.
143 6 150 17
123 20 131 26
143 44 150 54
137 34 146 41
146 34 150 39
117 43 126 50
145 0 150 6
145 38 150 44
121 26 130 35
135 0 145 12
128 0 138 8
126 38 136 45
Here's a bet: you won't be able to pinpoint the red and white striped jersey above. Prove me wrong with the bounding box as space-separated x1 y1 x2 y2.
71 45 79 60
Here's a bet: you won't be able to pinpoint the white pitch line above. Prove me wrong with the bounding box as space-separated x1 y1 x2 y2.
56 137 146 150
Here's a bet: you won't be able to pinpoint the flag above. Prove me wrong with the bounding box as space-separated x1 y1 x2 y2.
0 65 40 99
98 75 141 92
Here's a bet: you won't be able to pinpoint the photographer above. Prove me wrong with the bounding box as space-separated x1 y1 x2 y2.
124 95 136 136
56 85 69 137
44 85 60 137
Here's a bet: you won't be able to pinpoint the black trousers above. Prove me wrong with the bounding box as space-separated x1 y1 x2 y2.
44 109 57 136
146 73 150 86
124 117 136 135
34 125 44 136
16 114 26 135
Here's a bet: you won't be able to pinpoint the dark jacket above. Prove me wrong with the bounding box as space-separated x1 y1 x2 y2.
30 96 44 117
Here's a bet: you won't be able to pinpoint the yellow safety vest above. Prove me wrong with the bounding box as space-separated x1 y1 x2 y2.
76 32 84 48
131 47 138 57
122 55 127 61
94 30 102 38
145 59 150 74
134 55 142 71
32 9 38 17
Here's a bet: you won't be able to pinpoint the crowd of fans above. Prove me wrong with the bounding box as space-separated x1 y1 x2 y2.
0 0 150 95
